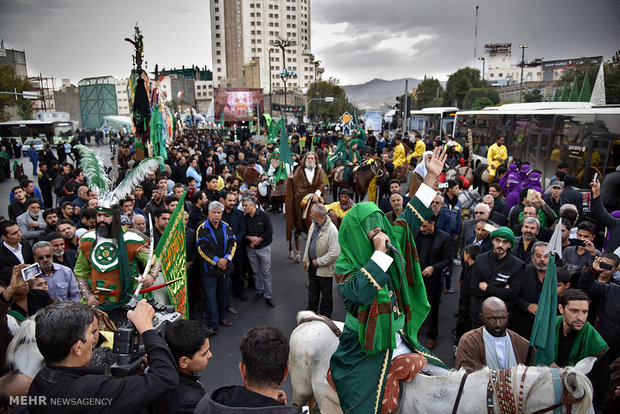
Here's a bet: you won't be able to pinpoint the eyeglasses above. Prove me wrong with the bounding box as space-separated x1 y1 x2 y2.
474 211 486 215
37 254 52 260
431 201 442 205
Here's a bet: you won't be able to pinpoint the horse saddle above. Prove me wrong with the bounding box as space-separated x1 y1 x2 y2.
326 353 427 414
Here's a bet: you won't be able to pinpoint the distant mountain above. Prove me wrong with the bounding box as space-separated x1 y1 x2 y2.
342 78 422 110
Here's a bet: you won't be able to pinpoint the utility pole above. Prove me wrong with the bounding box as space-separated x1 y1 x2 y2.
270 35 296 116
519 44 528 103
403 79 409 131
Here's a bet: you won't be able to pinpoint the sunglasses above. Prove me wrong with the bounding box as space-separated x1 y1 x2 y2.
37 254 52 260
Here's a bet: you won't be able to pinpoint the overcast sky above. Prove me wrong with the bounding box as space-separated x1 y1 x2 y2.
1 0 618 86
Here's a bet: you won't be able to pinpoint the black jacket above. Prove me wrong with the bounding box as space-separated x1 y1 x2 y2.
195 385 297 413
8 200 27 222
469 250 524 326
414 228 451 288
512 236 538 264
53 249 77 270
0 240 34 268
578 266 620 360
512 264 543 339
151 372 205 414
27 330 179 414
244 209 273 249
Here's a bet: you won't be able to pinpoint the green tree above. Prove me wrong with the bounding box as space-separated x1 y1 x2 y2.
472 97 494 110
0 66 34 121
443 67 483 108
461 87 500 109
412 76 443 109
307 77 357 121
604 50 620 104
523 89 544 102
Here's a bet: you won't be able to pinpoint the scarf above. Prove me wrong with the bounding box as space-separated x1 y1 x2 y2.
339 198 354 211
554 316 608 366
336 202 430 354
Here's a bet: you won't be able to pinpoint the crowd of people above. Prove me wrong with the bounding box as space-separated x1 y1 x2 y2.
0 122 619 413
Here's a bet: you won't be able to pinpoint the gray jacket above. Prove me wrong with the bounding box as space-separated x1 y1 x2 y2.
303 218 340 277
16 210 46 243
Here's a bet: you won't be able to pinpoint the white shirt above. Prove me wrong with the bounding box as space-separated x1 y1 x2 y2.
483 327 509 369
5 242 24 263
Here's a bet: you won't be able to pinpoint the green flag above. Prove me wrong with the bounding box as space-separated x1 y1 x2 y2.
268 118 283 140
579 71 591 102
219 110 225 126
278 119 294 168
569 80 580 101
530 221 563 365
531 254 558 365
263 113 273 128
154 191 189 318
560 82 570 102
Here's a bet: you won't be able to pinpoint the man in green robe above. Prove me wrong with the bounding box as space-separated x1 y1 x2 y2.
329 147 448 414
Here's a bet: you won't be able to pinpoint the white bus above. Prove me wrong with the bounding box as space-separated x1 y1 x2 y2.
0 119 74 145
453 102 620 187
408 107 458 139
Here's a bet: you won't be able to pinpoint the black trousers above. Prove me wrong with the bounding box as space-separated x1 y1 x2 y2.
307 263 333 318
424 277 442 339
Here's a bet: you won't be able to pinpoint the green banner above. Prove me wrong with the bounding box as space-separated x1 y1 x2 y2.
154 191 188 318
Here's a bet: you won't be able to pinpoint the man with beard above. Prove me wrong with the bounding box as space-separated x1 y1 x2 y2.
512 242 549 339
455 297 531 371
73 208 154 312
46 231 77 269
285 151 326 262
469 227 524 329
513 217 540 263
16 198 47 244
42 208 59 235
414 215 451 349
385 193 404 224
8 185 27 221
325 188 354 228
465 219 493 253
58 219 79 250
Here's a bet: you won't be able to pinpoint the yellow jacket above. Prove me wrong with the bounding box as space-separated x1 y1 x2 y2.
392 143 406 168
487 143 507 171
411 140 426 159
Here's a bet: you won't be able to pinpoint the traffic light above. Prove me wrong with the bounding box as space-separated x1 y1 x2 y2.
395 95 403 115
406 96 412 112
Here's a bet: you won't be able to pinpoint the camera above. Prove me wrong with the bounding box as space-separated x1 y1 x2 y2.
111 297 182 377
438 182 449 189
600 261 614 271
573 239 586 247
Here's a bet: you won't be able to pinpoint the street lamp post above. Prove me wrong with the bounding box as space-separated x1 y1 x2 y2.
519 44 528 103
268 48 273 116
478 56 485 84
313 60 320 123
270 35 296 116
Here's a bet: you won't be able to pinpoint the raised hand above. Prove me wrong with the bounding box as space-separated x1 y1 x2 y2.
425 147 448 178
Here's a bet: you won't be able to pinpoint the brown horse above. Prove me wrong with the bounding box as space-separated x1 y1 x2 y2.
331 157 389 203
287 194 322 261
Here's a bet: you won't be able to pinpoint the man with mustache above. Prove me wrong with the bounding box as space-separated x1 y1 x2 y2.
469 226 525 329
513 217 540 263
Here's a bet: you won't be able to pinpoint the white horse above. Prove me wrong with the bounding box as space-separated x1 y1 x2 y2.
5 317 44 379
290 311 595 414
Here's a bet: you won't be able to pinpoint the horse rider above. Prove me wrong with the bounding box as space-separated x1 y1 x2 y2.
486 136 508 183
328 147 450 414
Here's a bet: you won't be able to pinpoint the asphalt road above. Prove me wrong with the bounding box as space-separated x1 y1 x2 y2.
0 143 461 401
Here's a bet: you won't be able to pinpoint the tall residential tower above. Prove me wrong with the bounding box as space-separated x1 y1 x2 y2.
210 0 319 105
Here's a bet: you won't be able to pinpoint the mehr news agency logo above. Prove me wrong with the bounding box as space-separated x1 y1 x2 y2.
10 395 113 407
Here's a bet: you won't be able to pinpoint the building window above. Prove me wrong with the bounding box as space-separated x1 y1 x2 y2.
215 34 220 38
498 73 503 77
215 25 220 29
215 16 219 21
214 7 219 12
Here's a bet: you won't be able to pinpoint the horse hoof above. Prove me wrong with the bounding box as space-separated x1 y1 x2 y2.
289 251 295 259
294 251 301 263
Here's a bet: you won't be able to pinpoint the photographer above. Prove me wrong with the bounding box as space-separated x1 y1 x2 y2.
27 299 179 413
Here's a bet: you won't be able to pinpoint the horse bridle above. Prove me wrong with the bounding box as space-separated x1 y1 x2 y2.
369 161 385 178
475 367 586 414
530 369 586 414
